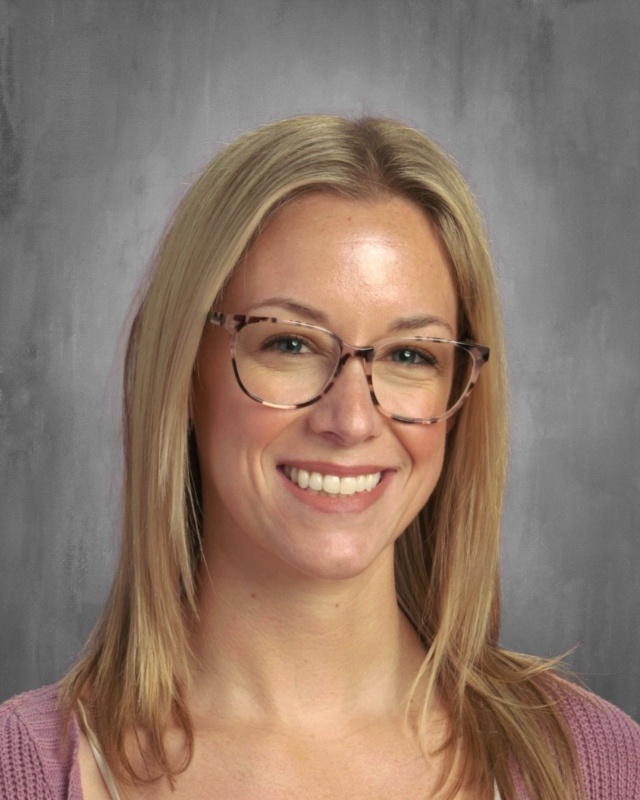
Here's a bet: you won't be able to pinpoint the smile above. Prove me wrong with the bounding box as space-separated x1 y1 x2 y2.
282 465 382 496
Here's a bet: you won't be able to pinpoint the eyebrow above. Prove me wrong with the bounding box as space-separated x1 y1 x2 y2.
244 298 329 326
243 297 455 337
386 314 455 337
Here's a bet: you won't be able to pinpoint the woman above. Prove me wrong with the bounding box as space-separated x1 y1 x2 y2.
1 116 639 800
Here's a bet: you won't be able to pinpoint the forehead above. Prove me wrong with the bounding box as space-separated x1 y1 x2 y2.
221 193 458 336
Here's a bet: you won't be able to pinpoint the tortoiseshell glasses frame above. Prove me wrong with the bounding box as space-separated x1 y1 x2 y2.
207 311 490 425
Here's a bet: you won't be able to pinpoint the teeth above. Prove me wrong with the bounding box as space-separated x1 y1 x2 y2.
322 474 341 494
337 476 356 495
365 473 379 491
283 466 382 495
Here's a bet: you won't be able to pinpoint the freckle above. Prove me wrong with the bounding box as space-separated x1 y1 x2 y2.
335 603 340 608
251 593 257 599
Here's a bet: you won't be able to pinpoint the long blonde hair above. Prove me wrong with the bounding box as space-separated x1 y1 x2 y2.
61 116 580 799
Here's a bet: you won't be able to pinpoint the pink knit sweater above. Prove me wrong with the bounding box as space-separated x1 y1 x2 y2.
1 681 639 798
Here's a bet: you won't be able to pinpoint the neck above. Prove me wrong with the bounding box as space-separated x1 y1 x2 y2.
189 531 427 729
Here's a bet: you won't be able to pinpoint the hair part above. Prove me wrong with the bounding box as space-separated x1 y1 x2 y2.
61 115 582 799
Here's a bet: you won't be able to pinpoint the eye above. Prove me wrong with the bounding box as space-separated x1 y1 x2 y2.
388 346 438 367
261 335 313 355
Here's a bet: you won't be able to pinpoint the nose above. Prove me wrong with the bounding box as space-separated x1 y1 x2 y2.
306 355 384 445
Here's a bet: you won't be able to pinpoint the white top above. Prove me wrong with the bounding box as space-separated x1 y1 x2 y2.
77 702 503 800
76 701 122 800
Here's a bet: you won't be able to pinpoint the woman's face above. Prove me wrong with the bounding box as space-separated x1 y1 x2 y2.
192 193 458 583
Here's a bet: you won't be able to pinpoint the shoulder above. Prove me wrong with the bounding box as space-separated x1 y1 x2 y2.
0 683 83 799
550 677 640 798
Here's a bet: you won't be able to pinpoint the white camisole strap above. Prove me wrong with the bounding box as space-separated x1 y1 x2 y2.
76 700 122 800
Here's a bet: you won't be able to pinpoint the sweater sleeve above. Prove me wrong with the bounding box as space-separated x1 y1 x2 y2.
0 685 83 800
0 698 54 799
556 682 640 799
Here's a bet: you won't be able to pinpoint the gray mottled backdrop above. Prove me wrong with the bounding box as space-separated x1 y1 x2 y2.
1 0 638 719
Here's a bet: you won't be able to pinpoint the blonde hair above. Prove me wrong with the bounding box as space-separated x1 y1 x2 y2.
61 116 581 799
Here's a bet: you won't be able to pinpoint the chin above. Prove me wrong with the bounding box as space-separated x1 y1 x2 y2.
282 537 394 582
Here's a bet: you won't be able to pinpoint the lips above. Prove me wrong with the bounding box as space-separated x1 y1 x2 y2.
282 465 382 496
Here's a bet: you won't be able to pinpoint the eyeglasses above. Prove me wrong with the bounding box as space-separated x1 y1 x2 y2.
207 312 489 424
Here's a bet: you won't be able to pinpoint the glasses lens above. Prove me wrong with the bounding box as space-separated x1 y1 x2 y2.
371 339 473 421
234 320 339 405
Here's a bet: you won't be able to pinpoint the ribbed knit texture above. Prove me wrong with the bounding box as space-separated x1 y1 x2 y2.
1 680 639 798
556 683 640 799
0 685 82 799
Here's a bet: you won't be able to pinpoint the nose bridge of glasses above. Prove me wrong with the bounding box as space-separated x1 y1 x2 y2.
337 342 375 364
334 343 376 378
320 344 377 413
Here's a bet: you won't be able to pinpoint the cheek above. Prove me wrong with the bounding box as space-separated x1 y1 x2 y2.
192 328 247 449
192 344 239 490
404 424 449 492
192 367 284 503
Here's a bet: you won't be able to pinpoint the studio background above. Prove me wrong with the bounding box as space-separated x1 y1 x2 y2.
1 0 638 720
